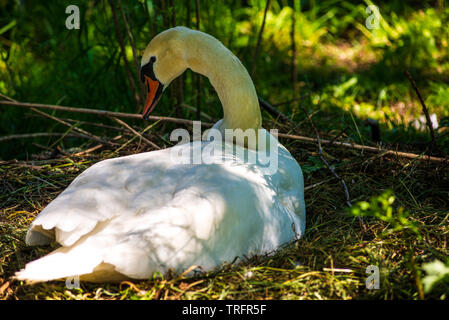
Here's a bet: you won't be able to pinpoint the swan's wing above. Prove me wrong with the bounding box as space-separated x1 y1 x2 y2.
21 140 305 280
26 149 173 247
26 139 305 253
96 142 306 277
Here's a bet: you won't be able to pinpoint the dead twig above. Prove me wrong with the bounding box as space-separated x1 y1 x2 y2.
0 99 213 127
53 117 126 132
117 0 145 106
1 96 446 163
0 132 87 142
109 0 141 111
180 103 215 121
300 106 352 208
73 135 123 157
259 96 301 133
405 70 439 154
30 107 116 147
0 93 116 148
298 94 366 230
250 0 271 77
291 0 298 98
195 0 202 120
328 125 350 146
168 0 184 117
0 92 15 102
277 132 447 163
111 116 161 150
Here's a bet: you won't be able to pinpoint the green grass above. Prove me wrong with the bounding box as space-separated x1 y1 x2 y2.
1 125 448 300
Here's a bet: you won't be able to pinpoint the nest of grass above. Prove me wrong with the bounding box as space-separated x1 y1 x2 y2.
1 115 448 300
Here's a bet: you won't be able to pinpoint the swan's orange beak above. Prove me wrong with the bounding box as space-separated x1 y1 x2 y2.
142 75 163 120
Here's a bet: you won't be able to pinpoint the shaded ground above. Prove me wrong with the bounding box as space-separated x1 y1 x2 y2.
1 124 448 300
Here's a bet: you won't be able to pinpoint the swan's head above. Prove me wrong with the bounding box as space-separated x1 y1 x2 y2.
140 27 189 120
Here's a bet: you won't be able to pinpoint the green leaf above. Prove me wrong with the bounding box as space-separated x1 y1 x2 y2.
422 260 449 293
0 19 16 35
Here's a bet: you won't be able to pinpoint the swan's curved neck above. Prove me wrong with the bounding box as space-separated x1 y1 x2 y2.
182 32 262 132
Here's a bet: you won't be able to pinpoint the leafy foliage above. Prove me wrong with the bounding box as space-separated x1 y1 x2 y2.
348 190 420 237
422 259 449 296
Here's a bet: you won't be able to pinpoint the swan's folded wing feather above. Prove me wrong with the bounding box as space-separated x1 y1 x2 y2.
21 140 305 281
26 150 172 247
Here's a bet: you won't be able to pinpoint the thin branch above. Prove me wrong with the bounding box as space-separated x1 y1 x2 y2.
0 100 213 127
405 70 439 153
73 144 104 157
291 0 298 97
29 107 116 146
1 97 446 163
56 117 127 132
159 0 169 28
186 0 191 27
300 105 352 208
0 92 15 102
0 132 87 143
168 0 184 116
258 96 301 132
272 97 302 107
180 103 215 121
277 132 446 163
195 0 202 120
72 135 123 157
108 0 141 110
250 0 271 77
117 0 145 106
298 94 366 231
111 116 161 150
169 0 176 26
328 125 350 146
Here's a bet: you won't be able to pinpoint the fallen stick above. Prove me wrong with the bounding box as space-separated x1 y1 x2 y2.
259 96 302 132
405 70 439 153
299 101 353 209
73 135 123 157
0 100 213 127
250 0 271 77
0 132 87 142
194 0 202 120
111 117 161 150
117 0 145 106
30 107 116 147
298 97 368 232
180 103 214 121
277 133 446 163
109 0 141 110
1 98 446 163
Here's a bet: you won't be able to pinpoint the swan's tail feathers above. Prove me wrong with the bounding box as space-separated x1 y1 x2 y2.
25 226 55 246
14 246 103 284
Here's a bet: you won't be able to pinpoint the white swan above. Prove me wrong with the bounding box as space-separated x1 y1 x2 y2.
15 27 305 283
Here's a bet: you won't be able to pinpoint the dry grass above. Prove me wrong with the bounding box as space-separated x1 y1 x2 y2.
0 123 448 300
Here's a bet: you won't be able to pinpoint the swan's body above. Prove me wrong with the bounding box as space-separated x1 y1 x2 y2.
15 27 305 283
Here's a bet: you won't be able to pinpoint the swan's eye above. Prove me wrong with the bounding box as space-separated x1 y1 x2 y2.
140 56 157 83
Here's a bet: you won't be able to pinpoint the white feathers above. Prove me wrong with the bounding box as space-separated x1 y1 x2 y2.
15 27 306 283
16 140 305 282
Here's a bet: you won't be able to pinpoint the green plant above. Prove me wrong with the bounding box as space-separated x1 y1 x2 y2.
348 190 420 236
422 259 449 296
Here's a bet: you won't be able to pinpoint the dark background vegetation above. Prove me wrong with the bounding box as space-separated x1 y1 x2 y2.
0 0 448 300
1 0 448 160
